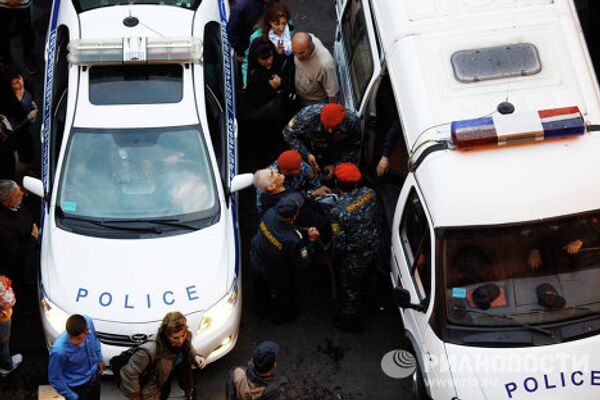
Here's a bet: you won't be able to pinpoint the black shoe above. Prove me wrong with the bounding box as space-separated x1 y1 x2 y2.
25 57 38 74
333 314 364 334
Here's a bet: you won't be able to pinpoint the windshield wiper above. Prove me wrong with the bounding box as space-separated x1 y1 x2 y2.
57 207 161 233
101 218 198 231
452 304 555 336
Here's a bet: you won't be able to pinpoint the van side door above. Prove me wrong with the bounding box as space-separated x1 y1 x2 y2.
334 0 381 116
391 176 456 399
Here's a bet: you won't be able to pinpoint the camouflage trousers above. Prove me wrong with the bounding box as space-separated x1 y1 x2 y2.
338 253 375 317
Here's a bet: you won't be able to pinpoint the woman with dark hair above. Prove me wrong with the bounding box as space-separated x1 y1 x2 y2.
242 37 292 161
120 312 207 400
241 2 294 87
1 67 37 180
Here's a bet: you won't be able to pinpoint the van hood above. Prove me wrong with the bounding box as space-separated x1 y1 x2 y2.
444 334 600 400
42 219 231 323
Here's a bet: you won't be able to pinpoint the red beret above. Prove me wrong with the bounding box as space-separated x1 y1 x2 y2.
320 103 346 131
334 162 361 183
277 150 302 171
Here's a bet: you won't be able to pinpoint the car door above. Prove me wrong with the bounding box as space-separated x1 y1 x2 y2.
333 0 381 116
391 176 454 398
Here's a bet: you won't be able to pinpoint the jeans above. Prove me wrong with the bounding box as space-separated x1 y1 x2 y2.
70 371 101 400
0 318 13 370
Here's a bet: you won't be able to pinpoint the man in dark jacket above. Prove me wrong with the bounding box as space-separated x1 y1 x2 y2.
0 180 38 310
226 341 288 400
282 103 361 180
329 163 380 333
250 193 320 323
227 0 278 60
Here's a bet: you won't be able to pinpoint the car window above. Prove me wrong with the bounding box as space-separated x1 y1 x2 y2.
341 0 374 106
58 125 217 220
50 25 70 182
73 0 202 12
89 65 183 105
400 188 432 300
203 21 226 174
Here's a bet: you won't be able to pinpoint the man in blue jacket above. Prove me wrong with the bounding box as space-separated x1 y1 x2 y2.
48 314 104 400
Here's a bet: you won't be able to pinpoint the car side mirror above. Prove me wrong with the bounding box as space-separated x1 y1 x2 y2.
229 173 254 194
393 288 426 312
23 176 44 199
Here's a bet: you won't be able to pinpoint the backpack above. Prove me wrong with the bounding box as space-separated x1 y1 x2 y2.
109 341 155 388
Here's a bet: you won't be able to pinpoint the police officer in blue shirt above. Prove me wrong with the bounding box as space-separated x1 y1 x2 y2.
48 314 104 400
250 193 320 324
330 163 381 333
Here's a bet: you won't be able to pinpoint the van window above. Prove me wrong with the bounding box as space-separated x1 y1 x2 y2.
400 189 432 300
451 43 541 83
341 0 374 106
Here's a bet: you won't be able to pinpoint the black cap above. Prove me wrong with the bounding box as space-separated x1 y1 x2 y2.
536 283 566 309
253 341 280 373
472 283 500 310
275 193 304 219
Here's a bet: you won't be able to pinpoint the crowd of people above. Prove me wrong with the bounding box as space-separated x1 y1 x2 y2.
0 0 385 398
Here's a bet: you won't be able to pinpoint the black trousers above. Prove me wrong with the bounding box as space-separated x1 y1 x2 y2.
160 362 193 400
0 6 35 63
70 373 101 400
251 264 298 324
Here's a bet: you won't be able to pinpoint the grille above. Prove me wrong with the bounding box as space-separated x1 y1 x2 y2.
96 331 152 347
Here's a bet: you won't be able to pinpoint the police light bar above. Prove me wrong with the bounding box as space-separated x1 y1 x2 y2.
451 106 585 150
67 37 202 65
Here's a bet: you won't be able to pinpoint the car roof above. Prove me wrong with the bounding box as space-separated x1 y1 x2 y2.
64 5 200 128
368 0 600 226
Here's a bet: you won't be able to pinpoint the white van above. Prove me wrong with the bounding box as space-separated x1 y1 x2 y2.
334 1 600 399
23 0 251 364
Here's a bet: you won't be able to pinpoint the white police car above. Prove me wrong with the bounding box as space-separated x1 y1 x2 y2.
334 0 600 399
23 0 252 364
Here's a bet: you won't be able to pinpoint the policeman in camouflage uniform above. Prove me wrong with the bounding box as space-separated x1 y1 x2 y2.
329 163 380 333
282 103 361 180
256 150 332 212
250 193 320 324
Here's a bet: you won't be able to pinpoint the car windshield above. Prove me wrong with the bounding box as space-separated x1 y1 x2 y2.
443 211 600 327
58 125 217 221
73 0 201 12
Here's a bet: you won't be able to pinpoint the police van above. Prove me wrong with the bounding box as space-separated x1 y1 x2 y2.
334 0 600 399
22 0 252 364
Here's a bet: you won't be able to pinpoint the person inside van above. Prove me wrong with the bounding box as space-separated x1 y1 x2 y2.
527 217 600 271
449 246 496 287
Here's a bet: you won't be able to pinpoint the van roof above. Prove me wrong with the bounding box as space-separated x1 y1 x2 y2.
370 0 600 227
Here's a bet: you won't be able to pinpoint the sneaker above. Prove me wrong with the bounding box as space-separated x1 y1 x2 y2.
0 354 23 376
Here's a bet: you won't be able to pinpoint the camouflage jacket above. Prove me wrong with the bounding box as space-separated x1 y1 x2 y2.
282 104 361 166
330 186 380 257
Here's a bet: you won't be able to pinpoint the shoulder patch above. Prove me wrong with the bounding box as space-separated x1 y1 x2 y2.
346 191 375 213
300 247 308 259
331 223 341 235
287 117 296 129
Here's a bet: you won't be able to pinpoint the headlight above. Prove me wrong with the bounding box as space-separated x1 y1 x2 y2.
41 292 69 334
196 279 238 335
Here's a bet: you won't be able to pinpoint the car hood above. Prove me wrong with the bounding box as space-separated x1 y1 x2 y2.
42 217 231 323
444 334 600 400
79 5 193 39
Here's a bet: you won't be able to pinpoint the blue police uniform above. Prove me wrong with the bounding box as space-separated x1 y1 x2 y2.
250 197 317 323
330 186 380 328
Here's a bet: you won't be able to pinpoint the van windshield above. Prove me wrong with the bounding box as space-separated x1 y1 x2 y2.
442 211 600 327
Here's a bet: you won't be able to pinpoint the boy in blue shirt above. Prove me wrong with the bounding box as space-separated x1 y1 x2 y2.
48 314 104 400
